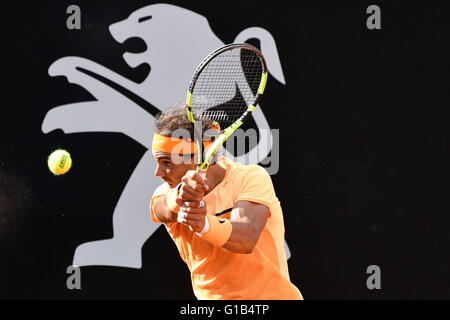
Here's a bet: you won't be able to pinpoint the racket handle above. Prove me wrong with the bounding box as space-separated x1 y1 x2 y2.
198 169 207 182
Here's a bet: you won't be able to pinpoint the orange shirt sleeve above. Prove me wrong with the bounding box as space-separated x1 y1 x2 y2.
234 165 278 218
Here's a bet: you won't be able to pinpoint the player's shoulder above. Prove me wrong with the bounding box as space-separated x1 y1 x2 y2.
224 157 271 181
152 182 171 198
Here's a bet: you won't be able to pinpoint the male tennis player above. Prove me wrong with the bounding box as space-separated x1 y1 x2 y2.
150 107 303 300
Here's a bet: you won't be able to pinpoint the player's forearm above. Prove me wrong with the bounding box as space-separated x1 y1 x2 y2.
154 196 178 223
222 221 259 254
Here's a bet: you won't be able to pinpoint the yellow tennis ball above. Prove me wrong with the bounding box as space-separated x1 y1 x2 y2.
48 149 72 175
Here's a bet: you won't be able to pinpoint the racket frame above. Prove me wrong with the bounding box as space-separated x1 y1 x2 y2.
185 43 268 170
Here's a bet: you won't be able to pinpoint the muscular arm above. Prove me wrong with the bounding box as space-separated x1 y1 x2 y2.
222 200 269 254
152 171 269 253
153 195 178 223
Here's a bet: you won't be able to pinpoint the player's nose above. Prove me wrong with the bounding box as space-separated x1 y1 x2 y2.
154 163 166 178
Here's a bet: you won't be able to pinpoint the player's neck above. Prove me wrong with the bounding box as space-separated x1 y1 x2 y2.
204 164 226 195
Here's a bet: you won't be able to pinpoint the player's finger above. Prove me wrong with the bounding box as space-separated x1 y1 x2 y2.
179 184 204 201
183 200 205 209
181 206 207 216
202 180 209 192
180 179 204 196
177 210 202 223
185 170 206 184
181 178 206 193
181 213 204 223
182 173 208 193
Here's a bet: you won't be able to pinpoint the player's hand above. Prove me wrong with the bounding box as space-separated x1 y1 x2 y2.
176 170 209 232
178 170 209 202
177 200 207 233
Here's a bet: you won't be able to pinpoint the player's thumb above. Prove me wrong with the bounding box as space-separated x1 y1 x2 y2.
202 179 209 192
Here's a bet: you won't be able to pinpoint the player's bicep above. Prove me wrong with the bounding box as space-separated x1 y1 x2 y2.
231 200 269 234
223 200 269 254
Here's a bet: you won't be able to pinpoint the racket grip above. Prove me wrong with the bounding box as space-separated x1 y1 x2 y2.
198 169 207 183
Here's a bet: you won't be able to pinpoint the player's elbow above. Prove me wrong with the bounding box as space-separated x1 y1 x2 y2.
224 237 256 254
240 232 259 254
223 222 261 254
243 243 256 254
231 242 254 254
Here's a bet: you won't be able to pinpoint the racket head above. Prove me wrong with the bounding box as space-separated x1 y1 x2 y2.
185 43 268 169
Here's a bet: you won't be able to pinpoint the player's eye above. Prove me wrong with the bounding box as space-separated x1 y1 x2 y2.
138 15 152 23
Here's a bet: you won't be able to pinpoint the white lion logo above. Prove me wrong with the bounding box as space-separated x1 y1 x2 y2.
42 3 287 268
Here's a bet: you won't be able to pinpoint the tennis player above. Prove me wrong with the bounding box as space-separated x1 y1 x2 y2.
150 107 303 300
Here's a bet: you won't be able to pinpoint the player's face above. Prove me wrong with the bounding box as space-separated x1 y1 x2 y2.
152 150 196 188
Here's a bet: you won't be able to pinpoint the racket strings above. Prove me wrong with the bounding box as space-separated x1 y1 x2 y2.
191 47 263 129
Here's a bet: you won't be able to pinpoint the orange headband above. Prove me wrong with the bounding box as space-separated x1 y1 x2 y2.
152 133 213 154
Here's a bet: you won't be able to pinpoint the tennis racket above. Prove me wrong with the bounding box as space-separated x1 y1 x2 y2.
185 43 268 171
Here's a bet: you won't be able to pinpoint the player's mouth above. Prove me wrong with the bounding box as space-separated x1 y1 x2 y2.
163 178 174 187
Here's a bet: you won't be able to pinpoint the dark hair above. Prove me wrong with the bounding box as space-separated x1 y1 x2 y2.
155 103 214 140
154 103 221 162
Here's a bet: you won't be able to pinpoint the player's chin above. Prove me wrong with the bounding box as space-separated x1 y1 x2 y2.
167 180 182 189
163 179 175 188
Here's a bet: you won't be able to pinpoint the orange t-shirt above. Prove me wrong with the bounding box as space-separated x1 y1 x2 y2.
150 157 303 300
